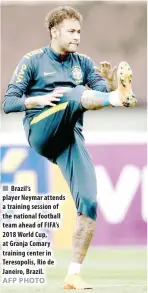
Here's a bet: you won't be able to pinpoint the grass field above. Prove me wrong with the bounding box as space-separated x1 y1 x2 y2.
1 247 147 293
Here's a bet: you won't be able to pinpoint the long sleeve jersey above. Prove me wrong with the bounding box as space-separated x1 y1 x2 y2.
3 46 108 137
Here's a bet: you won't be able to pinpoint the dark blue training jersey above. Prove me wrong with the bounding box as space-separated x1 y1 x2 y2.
3 46 108 136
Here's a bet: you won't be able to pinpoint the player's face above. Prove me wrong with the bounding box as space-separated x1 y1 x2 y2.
55 19 81 53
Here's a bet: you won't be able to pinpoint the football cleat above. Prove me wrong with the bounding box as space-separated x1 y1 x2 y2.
117 61 137 107
63 274 93 290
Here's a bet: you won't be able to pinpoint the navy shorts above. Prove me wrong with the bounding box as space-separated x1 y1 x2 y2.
28 86 97 220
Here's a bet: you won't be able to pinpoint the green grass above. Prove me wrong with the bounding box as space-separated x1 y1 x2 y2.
1 247 147 293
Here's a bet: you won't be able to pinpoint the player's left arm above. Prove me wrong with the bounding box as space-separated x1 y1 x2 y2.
84 57 117 92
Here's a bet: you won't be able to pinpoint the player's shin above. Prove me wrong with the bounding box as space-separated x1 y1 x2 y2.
67 214 96 275
81 89 115 110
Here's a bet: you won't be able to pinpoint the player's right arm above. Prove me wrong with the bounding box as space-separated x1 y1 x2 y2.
2 56 67 113
3 55 33 113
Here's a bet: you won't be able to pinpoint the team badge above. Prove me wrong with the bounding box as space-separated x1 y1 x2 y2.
72 66 83 83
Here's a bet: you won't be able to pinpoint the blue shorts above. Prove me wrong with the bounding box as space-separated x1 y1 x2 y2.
28 86 97 220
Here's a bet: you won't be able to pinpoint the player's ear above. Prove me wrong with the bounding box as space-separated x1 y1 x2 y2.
51 27 59 39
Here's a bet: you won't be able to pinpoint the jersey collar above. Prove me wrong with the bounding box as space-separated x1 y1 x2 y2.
47 46 71 62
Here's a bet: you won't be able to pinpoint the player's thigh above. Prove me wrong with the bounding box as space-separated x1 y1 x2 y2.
56 129 97 219
28 100 83 161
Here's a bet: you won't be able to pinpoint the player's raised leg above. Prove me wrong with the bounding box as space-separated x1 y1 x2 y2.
24 61 136 116
56 129 97 289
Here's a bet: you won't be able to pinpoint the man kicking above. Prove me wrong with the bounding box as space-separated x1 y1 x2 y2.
3 6 136 290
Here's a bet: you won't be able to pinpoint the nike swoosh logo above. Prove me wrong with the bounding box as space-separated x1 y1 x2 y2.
44 72 56 76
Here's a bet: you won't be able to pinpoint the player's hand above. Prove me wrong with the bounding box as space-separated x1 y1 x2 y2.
95 61 117 91
36 90 62 107
25 87 73 109
95 61 117 81
36 87 72 107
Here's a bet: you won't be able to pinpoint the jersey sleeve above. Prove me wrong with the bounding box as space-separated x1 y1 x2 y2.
84 57 108 92
2 55 33 113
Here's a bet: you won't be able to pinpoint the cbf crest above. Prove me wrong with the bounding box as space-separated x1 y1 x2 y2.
72 66 83 83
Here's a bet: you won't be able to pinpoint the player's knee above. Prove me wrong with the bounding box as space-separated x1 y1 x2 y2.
65 85 86 104
86 198 97 220
80 195 98 221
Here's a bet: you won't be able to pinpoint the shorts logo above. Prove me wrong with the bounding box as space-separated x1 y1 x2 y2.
72 66 83 83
